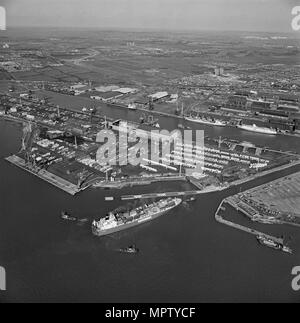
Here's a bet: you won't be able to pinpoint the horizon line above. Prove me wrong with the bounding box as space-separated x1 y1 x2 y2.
3 25 298 35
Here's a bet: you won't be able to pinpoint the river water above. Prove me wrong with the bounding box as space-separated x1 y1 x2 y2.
1 102 300 302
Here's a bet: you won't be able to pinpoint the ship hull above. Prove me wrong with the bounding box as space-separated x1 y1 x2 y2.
92 203 179 237
185 117 226 127
257 237 292 254
257 239 280 250
112 124 177 141
237 125 277 135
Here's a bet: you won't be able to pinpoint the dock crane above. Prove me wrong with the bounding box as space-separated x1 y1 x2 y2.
184 87 221 116
77 170 94 189
140 113 159 127
218 136 226 149
20 121 39 166
148 98 154 111
89 106 97 124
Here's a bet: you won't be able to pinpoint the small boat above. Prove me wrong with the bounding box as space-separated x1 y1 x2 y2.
77 218 89 223
185 196 196 203
61 211 77 222
178 123 191 130
128 103 137 110
119 244 139 254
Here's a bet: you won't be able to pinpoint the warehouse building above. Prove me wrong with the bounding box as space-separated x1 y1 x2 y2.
224 95 248 111
113 87 137 94
148 91 169 102
91 91 123 102
70 84 90 96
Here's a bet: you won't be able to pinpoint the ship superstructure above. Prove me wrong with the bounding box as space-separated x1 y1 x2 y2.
237 124 278 135
185 116 227 127
92 197 182 236
257 235 292 254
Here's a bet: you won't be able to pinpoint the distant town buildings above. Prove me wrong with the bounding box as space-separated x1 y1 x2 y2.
70 84 90 95
225 95 248 111
214 67 224 76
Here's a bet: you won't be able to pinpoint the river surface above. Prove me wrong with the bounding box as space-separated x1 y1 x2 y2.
1 102 300 302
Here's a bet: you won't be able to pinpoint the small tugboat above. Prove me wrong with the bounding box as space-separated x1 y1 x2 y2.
119 244 139 254
128 103 137 111
185 196 196 203
61 211 77 222
178 123 191 130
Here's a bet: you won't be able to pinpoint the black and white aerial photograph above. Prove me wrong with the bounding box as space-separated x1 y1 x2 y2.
0 0 300 307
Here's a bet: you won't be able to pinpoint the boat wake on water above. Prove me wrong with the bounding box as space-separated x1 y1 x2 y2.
61 211 90 225
115 244 139 254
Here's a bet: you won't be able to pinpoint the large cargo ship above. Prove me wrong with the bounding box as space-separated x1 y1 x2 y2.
185 116 227 127
111 120 179 141
92 197 182 236
237 124 278 135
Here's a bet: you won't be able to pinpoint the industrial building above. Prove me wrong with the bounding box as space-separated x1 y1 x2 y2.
250 101 272 111
224 95 248 111
91 91 123 102
134 97 150 106
70 84 90 95
148 91 169 102
277 104 299 113
112 87 137 94
214 67 224 76
95 85 120 92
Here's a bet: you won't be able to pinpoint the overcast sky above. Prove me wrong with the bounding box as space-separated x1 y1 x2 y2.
2 0 299 32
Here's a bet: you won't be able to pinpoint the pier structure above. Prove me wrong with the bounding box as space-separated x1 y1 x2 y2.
6 155 82 195
93 174 186 189
120 187 220 201
215 199 285 245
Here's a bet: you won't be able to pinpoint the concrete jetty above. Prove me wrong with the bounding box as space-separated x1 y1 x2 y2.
215 199 285 245
121 190 201 201
6 155 81 195
121 185 224 200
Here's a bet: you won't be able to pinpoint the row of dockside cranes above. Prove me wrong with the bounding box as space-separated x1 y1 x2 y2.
20 121 91 189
